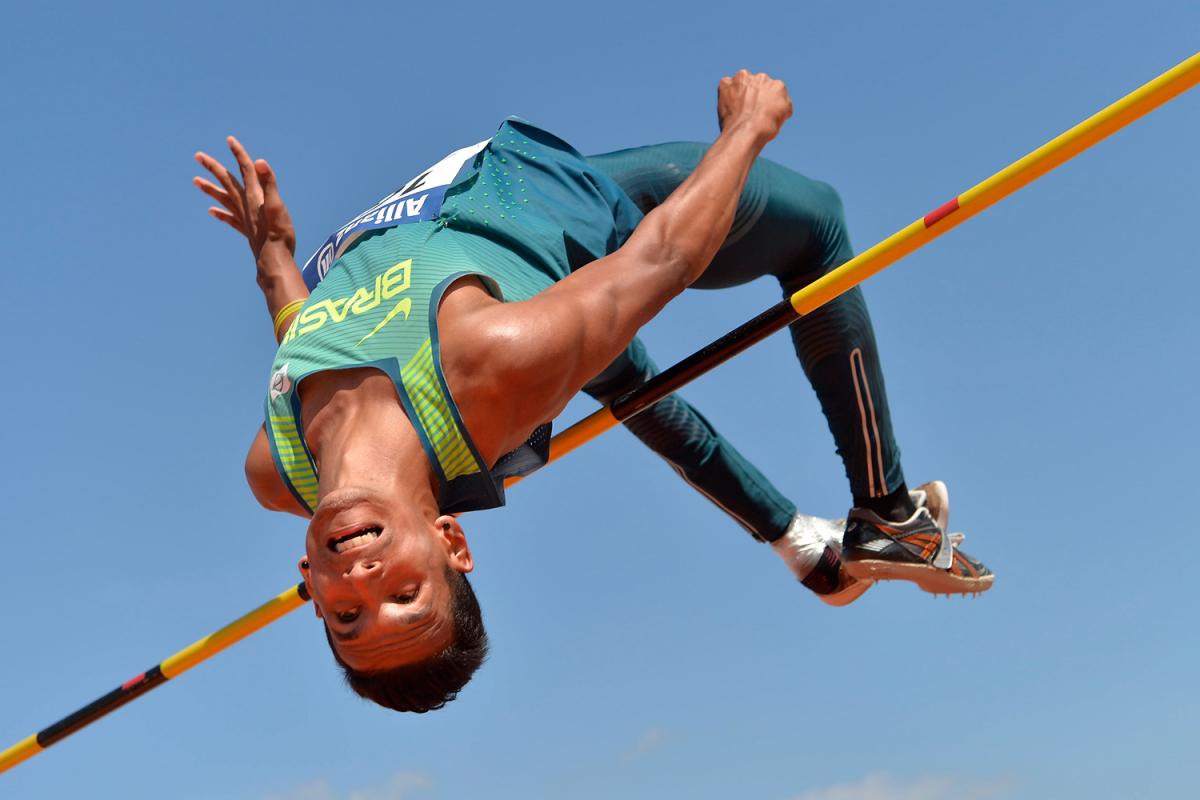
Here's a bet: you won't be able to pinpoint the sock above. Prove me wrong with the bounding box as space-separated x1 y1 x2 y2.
853 483 915 522
771 513 844 594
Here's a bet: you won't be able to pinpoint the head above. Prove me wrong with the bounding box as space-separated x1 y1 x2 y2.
299 488 488 712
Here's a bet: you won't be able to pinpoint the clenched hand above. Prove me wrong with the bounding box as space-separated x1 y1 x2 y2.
717 70 793 144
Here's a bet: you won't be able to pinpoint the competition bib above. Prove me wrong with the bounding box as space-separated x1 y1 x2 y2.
299 139 489 289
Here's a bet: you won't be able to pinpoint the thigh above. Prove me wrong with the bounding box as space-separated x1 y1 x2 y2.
702 158 853 290
589 143 851 290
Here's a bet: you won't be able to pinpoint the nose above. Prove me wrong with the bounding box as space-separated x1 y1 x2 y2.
345 559 382 585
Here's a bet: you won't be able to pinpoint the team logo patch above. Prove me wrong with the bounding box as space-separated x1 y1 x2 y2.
269 363 292 401
315 243 336 281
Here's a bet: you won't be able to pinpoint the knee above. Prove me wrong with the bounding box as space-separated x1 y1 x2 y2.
812 180 852 260
810 179 845 218
780 180 851 286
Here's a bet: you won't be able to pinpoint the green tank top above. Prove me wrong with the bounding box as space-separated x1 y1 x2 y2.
266 119 643 514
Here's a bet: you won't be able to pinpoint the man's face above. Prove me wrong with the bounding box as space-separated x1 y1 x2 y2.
299 488 472 672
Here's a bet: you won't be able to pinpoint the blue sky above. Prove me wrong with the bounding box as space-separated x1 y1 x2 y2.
2 2 1198 798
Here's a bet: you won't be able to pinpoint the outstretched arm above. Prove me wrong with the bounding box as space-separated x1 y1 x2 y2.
448 70 793 459
194 137 312 517
193 137 309 343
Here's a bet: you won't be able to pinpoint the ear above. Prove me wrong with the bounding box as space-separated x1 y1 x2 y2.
297 555 323 619
435 514 474 573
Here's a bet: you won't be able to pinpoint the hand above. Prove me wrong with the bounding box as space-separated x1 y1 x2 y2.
194 136 297 263
717 70 793 143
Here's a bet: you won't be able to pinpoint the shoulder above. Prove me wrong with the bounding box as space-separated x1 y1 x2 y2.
435 277 526 463
245 426 311 517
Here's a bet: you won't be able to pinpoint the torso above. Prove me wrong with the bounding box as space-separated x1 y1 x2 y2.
265 118 643 515
298 276 509 468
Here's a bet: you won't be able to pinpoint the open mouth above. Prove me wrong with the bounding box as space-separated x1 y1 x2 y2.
328 527 382 554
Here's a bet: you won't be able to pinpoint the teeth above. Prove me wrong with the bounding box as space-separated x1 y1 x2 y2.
333 529 380 554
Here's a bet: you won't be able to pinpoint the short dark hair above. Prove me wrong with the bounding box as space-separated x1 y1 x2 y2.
324 567 488 713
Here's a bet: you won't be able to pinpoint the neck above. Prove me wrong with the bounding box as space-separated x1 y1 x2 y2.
301 368 439 509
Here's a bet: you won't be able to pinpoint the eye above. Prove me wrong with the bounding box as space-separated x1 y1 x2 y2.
391 592 417 605
336 608 360 623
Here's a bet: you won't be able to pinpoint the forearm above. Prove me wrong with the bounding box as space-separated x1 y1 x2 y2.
256 245 310 342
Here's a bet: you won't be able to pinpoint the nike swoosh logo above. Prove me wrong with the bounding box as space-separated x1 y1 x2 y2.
357 298 412 346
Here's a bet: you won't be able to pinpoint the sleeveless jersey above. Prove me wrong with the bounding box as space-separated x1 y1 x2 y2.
266 118 643 514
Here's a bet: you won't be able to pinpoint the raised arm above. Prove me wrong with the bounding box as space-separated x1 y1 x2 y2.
193 137 310 343
448 71 793 459
194 137 312 517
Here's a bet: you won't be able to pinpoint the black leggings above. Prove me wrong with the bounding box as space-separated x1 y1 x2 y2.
583 143 904 541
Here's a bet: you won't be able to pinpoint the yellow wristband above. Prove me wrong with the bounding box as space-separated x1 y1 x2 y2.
273 299 306 338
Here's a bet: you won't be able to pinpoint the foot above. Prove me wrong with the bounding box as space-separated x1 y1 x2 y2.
841 481 995 595
771 513 873 606
913 482 994 594
941 532 994 595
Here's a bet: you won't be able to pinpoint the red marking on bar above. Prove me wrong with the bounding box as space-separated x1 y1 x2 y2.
122 672 146 691
923 197 960 228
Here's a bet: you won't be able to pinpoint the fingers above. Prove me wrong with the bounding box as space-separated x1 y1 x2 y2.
195 150 240 192
716 69 792 139
255 158 280 202
195 150 246 214
228 135 264 208
721 69 779 92
256 158 297 254
192 175 242 217
197 136 293 257
207 206 248 235
256 159 286 227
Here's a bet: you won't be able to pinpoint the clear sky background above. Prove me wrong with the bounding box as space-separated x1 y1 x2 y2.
2 2 1198 798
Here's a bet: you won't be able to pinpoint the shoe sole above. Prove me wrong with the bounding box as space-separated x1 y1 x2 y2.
843 559 994 595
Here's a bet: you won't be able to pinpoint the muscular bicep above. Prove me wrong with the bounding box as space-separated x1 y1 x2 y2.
450 123 770 458
448 247 668 454
444 158 748 460
245 425 310 518
502 234 689 394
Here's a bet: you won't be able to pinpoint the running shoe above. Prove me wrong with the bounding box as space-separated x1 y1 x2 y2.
914 481 995 594
941 532 994 595
841 481 994 595
771 513 873 606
